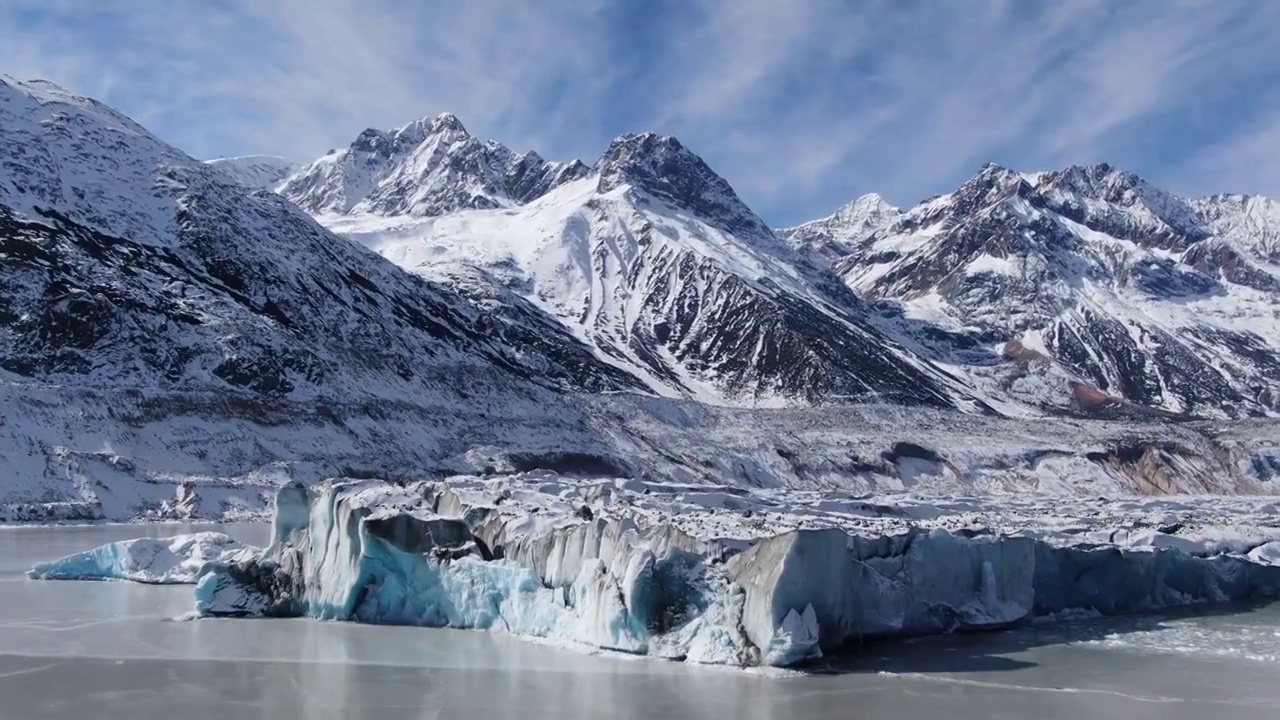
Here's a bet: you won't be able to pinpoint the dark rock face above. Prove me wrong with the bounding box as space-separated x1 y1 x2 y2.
595 133 774 239
0 196 640 399
1183 240 1280 293
1127 257 1221 298
504 451 630 477
200 553 305 618
622 252 958 405
363 514 480 558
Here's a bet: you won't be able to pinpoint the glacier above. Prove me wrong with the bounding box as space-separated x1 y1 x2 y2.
28 532 252 583
181 478 1280 667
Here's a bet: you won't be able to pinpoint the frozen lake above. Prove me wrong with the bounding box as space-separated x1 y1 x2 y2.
4 524 1280 719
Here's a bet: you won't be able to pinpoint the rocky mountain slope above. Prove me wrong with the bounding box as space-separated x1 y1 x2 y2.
0 77 642 400
792 163 1280 418
293 124 984 408
0 76 654 519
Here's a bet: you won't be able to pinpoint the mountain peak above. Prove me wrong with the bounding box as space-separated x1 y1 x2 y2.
283 113 583 217
384 111 471 148
0 73 197 247
973 162 1024 184
778 193 902 263
595 132 687 180
834 193 897 222
1 75 153 140
937 162 1033 218
594 132 772 238
1035 162 1207 246
1047 161 1136 189
428 112 468 135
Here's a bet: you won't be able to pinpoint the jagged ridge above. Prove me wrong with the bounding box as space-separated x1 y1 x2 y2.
281 113 588 217
824 162 1280 417
303 121 981 409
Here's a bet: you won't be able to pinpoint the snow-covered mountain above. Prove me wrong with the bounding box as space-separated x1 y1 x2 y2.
825 162 1280 417
0 75 662 518
301 127 981 408
779 193 900 263
280 113 587 217
0 77 641 400
3 76 1278 524
205 155 297 191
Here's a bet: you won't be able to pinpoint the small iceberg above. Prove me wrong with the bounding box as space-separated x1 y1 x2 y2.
28 532 256 584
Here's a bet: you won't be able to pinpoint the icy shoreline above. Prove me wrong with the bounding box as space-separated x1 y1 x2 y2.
27 474 1280 668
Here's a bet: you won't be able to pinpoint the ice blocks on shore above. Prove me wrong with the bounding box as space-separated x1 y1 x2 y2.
28 532 252 583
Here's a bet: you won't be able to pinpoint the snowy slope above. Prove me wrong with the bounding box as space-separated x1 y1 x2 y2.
829 163 1280 417
307 129 981 408
205 155 298 191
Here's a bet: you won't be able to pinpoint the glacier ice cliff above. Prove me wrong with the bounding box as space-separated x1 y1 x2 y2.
193 481 745 661
28 532 252 583
725 526 1280 661
186 479 1280 667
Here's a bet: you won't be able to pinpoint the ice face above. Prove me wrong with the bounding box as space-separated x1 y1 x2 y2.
727 528 1036 656
1031 543 1280 615
28 532 253 584
187 479 1280 668
194 481 726 657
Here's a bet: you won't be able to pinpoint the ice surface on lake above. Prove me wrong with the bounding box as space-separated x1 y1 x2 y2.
28 532 254 583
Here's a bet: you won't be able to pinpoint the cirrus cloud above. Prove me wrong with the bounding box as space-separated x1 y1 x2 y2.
2 0 1276 225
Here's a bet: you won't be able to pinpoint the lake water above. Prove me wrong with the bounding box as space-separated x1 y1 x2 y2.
4 524 1280 719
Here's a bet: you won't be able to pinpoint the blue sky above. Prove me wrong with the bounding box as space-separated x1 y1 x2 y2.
3 0 1278 226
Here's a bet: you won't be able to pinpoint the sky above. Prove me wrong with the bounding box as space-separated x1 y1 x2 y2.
2 0 1278 226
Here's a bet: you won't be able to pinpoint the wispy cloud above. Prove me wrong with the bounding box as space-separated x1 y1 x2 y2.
1181 94 1280 197
0 0 614 160
2 0 1277 224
